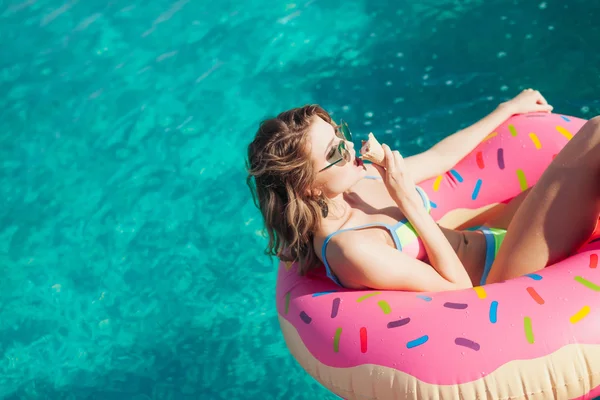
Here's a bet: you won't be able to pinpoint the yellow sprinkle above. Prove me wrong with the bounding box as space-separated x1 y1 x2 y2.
570 305 590 324
284 261 293 271
473 286 487 299
528 132 542 149
432 175 443 192
556 125 573 140
484 132 498 142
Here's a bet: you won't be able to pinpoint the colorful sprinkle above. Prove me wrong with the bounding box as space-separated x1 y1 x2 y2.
484 132 498 142
356 292 381 303
556 125 573 140
472 179 482 200
489 301 498 323
509 124 518 137
312 291 337 297
570 306 591 324
561 115 571 122
360 327 368 353
449 169 464 183
378 300 392 314
476 151 485 169
416 295 432 302
524 317 535 344
590 254 598 269
430 201 437 209
516 169 528 191
473 286 487 299
455 337 480 351
387 317 411 329
433 175 443 192
284 261 293 271
529 132 542 149
333 327 342 352
444 302 468 309
526 273 543 280
331 298 340 318
575 276 600 291
299 311 312 324
406 335 429 349
526 287 545 305
285 292 291 314
497 148 505 170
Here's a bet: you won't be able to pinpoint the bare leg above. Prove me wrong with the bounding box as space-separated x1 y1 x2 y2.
486 117 600 284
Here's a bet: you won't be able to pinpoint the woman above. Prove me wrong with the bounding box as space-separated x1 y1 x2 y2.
247 89 600 292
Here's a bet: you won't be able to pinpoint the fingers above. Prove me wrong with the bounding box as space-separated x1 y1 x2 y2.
382 144 395 171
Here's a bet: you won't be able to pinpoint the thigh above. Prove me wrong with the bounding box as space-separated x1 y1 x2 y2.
482 188 531 230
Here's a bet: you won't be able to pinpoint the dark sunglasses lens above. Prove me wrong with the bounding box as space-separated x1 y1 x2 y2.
340 141 351 162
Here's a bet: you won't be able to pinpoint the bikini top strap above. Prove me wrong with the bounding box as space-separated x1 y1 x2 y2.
415 185 432 213
321 223 390 287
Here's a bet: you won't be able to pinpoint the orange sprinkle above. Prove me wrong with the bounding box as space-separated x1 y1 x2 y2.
526 287 545 305
591 254 598 269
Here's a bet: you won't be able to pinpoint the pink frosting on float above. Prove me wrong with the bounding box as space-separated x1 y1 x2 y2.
276 113 600 387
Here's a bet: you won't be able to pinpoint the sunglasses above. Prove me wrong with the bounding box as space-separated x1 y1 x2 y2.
318 120 353 172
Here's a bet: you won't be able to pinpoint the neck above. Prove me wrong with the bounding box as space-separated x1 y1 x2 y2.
317 192 354 235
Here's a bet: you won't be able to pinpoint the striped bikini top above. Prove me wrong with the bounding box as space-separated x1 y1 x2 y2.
321 176 432 287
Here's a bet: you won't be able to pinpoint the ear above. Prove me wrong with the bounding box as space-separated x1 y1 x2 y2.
305 188 322 197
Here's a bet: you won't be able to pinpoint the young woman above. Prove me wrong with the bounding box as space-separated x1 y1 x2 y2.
246 89 600 292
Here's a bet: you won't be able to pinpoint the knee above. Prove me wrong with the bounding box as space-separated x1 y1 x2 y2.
586 115 600 131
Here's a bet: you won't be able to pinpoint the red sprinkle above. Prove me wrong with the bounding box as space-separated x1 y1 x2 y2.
526 287 545 305
360 327 367 353
590 254 598 269
476 151 485 169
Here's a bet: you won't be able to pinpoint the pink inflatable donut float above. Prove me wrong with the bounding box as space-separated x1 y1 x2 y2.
276 113 600 400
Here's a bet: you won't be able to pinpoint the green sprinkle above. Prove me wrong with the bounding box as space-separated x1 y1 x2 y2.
524 316 534 344
378 300 392 314
356 292 381 303
333 327 342 352
509 124 517 136
285 292 291 315
575 276 600 291
516 169 528 191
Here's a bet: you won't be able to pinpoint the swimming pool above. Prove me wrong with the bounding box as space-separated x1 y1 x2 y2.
1 0 598 398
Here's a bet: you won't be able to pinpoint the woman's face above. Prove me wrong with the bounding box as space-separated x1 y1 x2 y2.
308 116 367 197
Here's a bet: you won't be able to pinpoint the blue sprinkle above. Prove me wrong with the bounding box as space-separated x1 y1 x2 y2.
449 169 464 183
561 115 571 122
472 179 482 200
526 273 543 281
489 301 498 324
416 295 432 302
407 335 429 349
429 201 437 209
312 291 337 297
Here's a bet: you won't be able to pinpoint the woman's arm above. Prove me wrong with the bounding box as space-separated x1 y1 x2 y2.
405 89 553 183
327 231 472 292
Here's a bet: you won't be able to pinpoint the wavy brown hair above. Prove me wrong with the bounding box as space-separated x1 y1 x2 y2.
246 105 333 274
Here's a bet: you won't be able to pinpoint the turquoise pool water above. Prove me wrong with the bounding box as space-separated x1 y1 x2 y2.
1 0 599 398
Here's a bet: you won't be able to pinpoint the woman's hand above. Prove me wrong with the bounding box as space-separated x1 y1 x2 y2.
498 88 553 115
372 144 423 210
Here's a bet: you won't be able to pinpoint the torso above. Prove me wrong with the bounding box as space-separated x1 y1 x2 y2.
313 165 488 288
